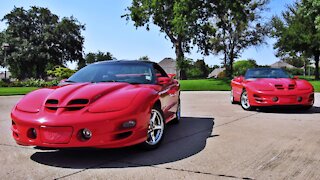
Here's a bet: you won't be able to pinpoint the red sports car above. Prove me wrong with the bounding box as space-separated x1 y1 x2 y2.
11 60 180 149
230 68 314 111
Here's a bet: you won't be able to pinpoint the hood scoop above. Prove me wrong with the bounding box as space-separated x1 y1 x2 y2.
45 99 89 111
274 84 295 90
288 84 295 90
275 84 284 90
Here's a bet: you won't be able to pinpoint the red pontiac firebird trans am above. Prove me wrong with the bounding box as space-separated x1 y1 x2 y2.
230 68 314 111
11 60 180 149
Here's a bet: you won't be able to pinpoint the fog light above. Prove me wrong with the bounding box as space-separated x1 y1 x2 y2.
81 128 92 140
122 120 136 128
272 97 279 102
27 128 37 139
297 96 303 102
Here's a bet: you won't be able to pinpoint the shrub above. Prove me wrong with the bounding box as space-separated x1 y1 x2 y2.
47 66 75 80
217 70 227 79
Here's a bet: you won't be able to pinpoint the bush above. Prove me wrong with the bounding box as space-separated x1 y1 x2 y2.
0 79 59 88
0 80 9 87
217 70 227 79
47 66 75 80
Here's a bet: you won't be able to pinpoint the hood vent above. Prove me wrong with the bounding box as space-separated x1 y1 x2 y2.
288 84 295 90
68 99 89 105
275 84 284 90
46 99 59 105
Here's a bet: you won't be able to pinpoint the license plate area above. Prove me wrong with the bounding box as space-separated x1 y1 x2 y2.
40 126 73 144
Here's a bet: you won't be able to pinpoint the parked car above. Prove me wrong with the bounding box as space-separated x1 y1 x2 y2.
230 68 314 111
11 60 180 149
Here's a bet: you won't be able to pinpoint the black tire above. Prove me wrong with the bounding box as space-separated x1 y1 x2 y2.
240 90 254 111
141 106 165 150
171 98 181 124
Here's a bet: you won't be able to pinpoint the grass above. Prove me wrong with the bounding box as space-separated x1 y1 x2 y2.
180 79 231 91
0 87 38 96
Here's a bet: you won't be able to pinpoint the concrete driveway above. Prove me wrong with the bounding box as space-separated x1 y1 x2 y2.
0 92 319 180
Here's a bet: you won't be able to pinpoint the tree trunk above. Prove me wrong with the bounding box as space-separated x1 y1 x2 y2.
315 52 319 80
175 40 187 80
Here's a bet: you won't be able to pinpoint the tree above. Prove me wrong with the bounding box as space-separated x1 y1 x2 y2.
194 59 209 78
202 0 269 78
272 0 320 79
233 59 257 76
84 51 115 65
138 55 150 61
123 0 208 80
0 6 85 79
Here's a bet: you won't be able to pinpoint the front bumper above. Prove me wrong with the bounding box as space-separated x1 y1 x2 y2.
11 107 149 148
248 90 314 107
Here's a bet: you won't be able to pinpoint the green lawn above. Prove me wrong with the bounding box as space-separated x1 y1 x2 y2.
180 79 231 91
0 87 38 96
310 81 320 92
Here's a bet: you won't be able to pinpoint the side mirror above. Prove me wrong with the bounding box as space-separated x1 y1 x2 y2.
168 74 176 79
157 77 171 85
234 76 244 82
293 76 299 79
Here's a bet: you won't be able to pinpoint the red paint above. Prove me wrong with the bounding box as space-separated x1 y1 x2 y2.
11 62 180 149
231 75 314 107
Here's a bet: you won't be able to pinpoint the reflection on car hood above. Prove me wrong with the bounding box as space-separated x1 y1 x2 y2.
16 82 147 113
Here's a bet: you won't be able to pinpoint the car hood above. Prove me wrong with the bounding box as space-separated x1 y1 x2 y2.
16 82 146 113
245 78 313 91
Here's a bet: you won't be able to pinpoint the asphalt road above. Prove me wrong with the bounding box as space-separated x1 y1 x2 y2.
0 92 319 180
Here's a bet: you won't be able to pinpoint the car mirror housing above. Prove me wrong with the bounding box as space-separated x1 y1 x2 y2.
234 76 244 82
168 74 176 79
157 77 171 85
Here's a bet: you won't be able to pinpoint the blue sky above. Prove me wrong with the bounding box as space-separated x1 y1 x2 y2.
0 0 294 69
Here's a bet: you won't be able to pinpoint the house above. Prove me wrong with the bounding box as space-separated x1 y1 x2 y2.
270 60 296 69
0 71 11 80
208 67 225 78
158 58 177 74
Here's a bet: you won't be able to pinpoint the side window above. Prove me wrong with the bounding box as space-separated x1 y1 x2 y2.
153 64 168 77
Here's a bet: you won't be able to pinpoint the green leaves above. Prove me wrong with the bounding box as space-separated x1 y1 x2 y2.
1 6 85 80
272 0 320 79
84 51 115 65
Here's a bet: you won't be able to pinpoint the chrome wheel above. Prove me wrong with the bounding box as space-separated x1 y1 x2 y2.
241 90 251 110
146 109 164 145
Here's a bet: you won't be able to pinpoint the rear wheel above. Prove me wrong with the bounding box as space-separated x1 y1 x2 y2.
141 106 165 150
240 90 254 111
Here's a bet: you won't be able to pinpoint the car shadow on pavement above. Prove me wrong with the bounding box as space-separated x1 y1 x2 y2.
30 117 215 169
256 106 320 114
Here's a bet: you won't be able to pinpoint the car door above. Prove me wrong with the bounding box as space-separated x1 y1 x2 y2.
153 64 179 121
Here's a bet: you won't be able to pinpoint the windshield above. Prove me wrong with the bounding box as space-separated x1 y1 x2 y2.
67 63 155 84
245 68 290 79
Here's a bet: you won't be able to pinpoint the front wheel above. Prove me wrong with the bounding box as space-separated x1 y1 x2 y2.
141 106 165 150
240 90 254 111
